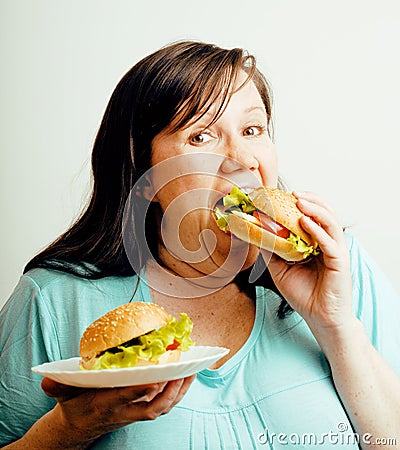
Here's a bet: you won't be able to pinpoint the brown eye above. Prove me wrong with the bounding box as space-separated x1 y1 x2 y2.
243 125 265 137
244 127 255 136
191 134 204 143
190 132 212 145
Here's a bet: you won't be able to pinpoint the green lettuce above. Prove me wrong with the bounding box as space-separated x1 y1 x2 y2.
213 186 255 232
214 186 320 258
287 232 320 258
214 207 230 232
222 186 256 213
88 313 194 370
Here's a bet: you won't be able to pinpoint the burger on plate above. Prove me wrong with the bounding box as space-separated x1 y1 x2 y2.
80 302 194 370
214 186 320 262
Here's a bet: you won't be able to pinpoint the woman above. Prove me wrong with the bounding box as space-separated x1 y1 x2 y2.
0 41 399 449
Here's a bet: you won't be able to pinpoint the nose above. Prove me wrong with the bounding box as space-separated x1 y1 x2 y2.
220 144 259 174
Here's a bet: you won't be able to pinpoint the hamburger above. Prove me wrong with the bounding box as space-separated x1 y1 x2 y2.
80 302 194 370
214 186 319 262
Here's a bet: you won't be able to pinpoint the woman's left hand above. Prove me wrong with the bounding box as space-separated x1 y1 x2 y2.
262 191 354 334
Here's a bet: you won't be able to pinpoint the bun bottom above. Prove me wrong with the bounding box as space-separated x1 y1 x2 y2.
80 349 182 370
228 213 307 262
135 349 182 366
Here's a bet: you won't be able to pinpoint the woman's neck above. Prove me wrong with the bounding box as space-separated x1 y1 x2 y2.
145 253 236 300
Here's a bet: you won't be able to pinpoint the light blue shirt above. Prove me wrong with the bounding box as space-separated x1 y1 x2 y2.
1 234 399 449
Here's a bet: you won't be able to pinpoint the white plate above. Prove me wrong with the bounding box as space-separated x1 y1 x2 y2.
32 346 229 388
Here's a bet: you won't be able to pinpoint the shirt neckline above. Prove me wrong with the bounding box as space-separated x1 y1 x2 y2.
200 286 266 378
137 270 266 379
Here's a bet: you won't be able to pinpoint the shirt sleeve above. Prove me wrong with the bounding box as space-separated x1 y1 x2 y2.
347 233 400 375
0 275 59 445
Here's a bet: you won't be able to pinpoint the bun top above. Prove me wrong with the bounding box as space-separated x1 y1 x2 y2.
249 187 317 247
80 302 171 360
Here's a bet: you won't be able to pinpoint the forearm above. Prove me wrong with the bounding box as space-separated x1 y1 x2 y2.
311 318 400 449
2 376 195 449
3 406 97 450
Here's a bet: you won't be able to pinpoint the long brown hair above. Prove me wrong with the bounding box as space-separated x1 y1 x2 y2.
24 41 274 281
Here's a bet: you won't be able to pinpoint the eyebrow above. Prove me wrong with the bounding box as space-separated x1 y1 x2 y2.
244 106 266 114
198 105 266 123
198 105 265 120
182 104 267 133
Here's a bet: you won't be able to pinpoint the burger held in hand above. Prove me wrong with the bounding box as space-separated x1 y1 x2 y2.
214 186 320 262
80 302 194 370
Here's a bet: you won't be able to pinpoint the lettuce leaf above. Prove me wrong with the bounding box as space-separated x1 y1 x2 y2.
287 232 320 258
222 186 256 213
214 207 230 232
214 187 255 232
214 186 320 258
89 313 194 370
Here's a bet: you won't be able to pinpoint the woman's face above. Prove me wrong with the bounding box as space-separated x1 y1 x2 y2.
148 72 278 276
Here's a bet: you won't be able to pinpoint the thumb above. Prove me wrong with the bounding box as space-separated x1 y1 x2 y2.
260 249 284 267
260 249 288 277
41 377 88 400
260 249 273 264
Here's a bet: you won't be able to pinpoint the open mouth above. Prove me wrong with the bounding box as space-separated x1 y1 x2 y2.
212 186 257 211
239 187 254 195
214 196 225 208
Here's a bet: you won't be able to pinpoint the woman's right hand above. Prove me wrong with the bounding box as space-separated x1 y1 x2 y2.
40 375 196 447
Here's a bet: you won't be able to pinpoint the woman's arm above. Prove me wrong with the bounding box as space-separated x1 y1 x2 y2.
312 318 400 448
264 191 400 449
3 375 195 450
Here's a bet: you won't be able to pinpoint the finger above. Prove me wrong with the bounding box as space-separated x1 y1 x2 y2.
300 215 334 254
103 382 168 406
161 374 197 415
259 249 274 265
293 191 336 215
260 249 286 270
41 377 88 400
126 382 168 403
300 216 349 266
70 382 170 429
260 249 295 287
126 378 186 421
296 198 344 244
150 378 185 412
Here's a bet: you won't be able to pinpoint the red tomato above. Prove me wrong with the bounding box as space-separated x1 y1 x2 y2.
253 212 290 239
166 339 180 351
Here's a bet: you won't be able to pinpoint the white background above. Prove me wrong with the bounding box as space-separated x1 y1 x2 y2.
1 0 400 308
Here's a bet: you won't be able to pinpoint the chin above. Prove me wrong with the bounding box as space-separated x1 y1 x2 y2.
209 232 259 276
200 214 257 275
236 244 260 272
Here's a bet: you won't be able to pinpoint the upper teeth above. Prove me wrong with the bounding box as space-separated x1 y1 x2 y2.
241 187 254 194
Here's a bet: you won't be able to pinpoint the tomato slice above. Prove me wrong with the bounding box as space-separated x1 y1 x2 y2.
166 339 180 351
253 211 290 239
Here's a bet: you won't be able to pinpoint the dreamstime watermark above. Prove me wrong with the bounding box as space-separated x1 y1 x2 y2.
257 422 398 446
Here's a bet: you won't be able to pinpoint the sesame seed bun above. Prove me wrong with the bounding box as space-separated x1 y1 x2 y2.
228 187 319 262
79 302 176 369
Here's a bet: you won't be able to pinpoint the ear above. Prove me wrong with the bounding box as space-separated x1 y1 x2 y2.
135 174 158 202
